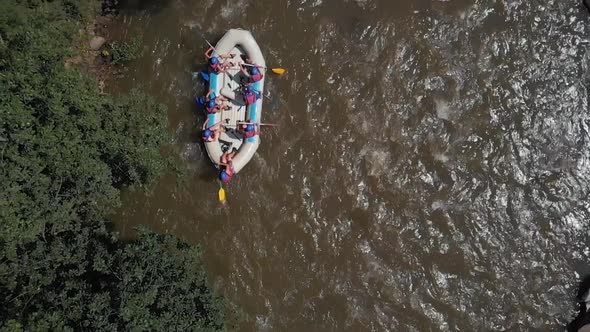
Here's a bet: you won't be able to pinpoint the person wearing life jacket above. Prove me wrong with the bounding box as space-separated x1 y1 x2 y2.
204 90 230 114
201 119 223 142
219 161 234 183
249 66 264 82
242 86 260 106
205 99 221 114
238 121 259 139
240 63 264 83
204 47 234 74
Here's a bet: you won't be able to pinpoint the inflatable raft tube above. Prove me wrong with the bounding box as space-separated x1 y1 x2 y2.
204 29 265 174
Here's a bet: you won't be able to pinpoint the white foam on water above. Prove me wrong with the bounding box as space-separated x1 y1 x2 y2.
434 97 451 120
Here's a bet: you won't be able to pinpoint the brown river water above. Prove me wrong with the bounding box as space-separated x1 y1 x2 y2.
109 0 590 330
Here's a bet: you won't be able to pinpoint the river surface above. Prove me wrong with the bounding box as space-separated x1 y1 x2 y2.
109 0 590 330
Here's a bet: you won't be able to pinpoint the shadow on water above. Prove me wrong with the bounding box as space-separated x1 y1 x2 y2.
568 274 590 331
115 0 172 13
577 275 590 303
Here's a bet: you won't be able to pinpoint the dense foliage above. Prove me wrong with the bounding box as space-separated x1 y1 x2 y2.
0 0 226 330
106 36 143 65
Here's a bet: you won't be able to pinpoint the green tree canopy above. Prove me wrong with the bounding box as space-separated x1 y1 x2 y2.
0 1 227 330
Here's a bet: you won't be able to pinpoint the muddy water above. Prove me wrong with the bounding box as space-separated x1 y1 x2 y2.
110 0 590 330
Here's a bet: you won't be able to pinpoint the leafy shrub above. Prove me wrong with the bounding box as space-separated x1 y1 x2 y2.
107 36 143 65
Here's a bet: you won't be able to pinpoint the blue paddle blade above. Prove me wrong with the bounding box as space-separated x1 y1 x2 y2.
200 70 210 81
196 96 205 106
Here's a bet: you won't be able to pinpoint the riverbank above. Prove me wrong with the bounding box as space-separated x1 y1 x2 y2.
64 4 129 94
0 1 229 329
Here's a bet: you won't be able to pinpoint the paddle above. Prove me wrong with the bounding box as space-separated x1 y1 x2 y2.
193 26 219 55
224 124 278 128
236 121 278 127
193 27 222 82
218 183 226 202
242 63 285 75
204 39 216 52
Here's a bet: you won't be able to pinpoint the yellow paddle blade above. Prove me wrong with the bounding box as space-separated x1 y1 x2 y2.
271 68 286 75
218 187 226 202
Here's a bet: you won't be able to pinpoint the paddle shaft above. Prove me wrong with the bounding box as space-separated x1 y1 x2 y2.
204 39 215 50
230 64 285 75
236 122 278 127
242 63 266 69
224 124 277 129
193 27 220 56
205 39 222 57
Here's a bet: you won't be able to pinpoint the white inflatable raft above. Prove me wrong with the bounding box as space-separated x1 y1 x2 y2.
204 29 265 173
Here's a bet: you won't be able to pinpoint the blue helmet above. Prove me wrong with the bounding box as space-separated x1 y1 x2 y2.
245 85 253 92
219 170 230 182
246 124 255 132
210 57 219 65
202 129 212 138
208 100 216 108
251 67 259 75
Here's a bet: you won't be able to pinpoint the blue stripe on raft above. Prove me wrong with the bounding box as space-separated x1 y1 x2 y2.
208 72 219 130
207 113 216 127
247 81 262 143
248 81 262 122
210 72 218 91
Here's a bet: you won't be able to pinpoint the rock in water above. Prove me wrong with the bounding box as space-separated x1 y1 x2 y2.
89 36 106 50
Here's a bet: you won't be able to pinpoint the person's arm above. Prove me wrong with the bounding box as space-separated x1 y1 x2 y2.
202 118 209 130
205 89 214 99
210 121 223 131
227 161 234 175
219 157 229 167
204 47 214 59
219 161 234 173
